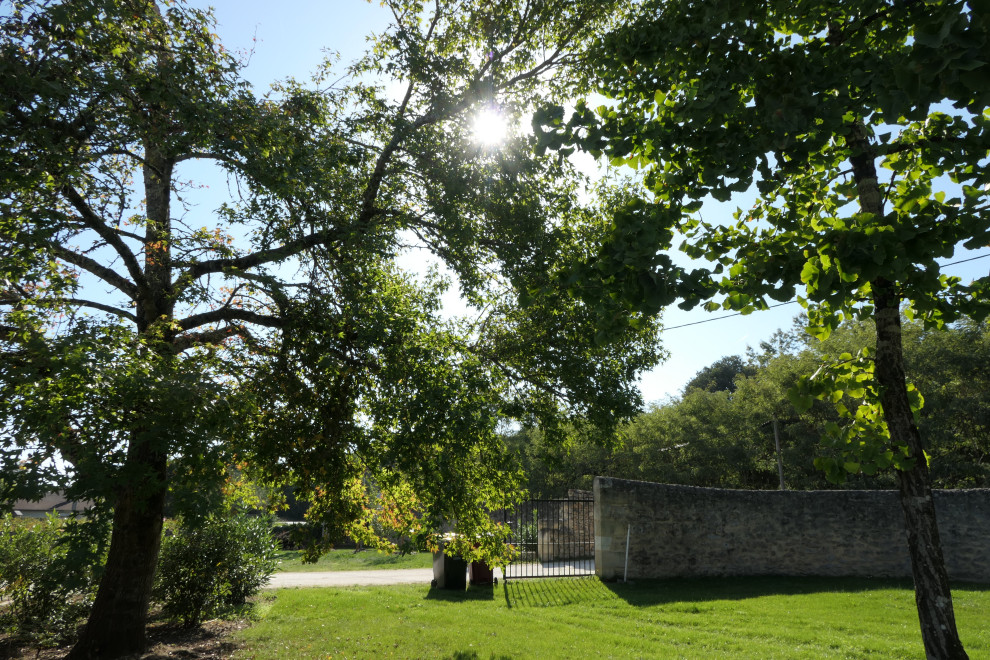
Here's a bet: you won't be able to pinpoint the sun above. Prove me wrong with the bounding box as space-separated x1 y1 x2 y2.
471 107 508 146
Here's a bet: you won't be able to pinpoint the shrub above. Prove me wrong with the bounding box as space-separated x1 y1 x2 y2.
153 511 278 626
0 513 107 646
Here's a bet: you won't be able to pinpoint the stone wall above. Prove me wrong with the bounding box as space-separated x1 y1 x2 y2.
594 477 990 582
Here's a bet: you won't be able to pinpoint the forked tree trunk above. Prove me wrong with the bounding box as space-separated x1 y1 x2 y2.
68 440 167 659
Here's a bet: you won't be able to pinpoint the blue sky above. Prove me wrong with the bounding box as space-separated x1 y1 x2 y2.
193 0 990 405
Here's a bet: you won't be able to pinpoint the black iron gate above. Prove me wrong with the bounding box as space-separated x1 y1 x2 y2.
501 498 595 580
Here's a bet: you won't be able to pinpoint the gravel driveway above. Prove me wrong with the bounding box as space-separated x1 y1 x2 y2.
266 566 505 588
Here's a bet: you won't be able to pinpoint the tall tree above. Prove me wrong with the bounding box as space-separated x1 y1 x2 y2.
683 355 756 393
539 0 989 657
904 318 990 487
0 0 658 657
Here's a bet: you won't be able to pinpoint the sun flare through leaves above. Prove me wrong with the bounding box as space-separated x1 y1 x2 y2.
471 106 509 146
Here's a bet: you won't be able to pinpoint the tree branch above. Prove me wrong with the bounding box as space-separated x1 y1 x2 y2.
65 298 138 322
174 223 352 293
89 147 150 168
51 245 139 299
340 136 382 152
110 226 145 242
826 0 925 46
173 324 252 353
404 213 510 252
174 150 246 169
1 294 138 323
60 184 147 290
473 344 571 403
359 81 417 224
177 306 282 332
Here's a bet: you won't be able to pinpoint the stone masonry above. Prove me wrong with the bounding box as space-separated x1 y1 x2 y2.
536 491 595 562
594 477 990 581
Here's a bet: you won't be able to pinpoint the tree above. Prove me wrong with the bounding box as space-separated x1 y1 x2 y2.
605 344 837 491
889 317 990 488
683 354 756 393
0 0 659 656
539 1 989 656
521 317 990 496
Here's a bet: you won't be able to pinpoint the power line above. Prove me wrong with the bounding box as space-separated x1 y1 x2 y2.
660 252 990 333
941 253 990 268
661 301 796 333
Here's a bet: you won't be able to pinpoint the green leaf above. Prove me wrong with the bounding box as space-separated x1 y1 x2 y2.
725 293 749 309
787 388 814 412
846 387 866 399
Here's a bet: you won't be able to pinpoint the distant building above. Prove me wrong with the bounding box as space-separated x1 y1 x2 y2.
10 492 94 518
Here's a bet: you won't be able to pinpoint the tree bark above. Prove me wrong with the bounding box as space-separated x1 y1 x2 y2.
68 439 167 659
849 121 968 659
872 281 968 660
70 129 176 659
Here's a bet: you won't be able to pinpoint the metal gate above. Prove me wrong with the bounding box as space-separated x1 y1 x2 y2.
501 498 595 580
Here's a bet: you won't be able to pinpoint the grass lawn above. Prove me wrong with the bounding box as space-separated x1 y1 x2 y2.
274 548 433 573
235 576 990 659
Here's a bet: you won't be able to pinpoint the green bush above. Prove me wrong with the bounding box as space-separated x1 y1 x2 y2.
153 511 278 626
0 513 106 646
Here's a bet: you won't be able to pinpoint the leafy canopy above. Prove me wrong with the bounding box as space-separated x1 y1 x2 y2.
536 0 990 481
0 0 659 563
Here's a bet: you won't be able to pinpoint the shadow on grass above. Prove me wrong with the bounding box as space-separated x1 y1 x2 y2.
444 652 512 660
603 575 990 607
501 576 612 609
424 583 497 602
425 574 990 612
492 574 990 610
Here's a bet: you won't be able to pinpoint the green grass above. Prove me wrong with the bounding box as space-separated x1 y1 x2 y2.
274 548 433 573
235 576 990 659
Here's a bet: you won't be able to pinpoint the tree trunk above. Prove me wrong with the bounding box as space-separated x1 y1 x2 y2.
69 108 179 658
872 281 968 660
848 120 967 659
68 439 167 659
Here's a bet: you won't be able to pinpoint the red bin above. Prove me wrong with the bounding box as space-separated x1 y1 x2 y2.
469 559 496 586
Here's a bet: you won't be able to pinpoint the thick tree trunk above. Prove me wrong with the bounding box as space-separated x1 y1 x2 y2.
872 281 968 660
68 438 167 659
70 126 179 658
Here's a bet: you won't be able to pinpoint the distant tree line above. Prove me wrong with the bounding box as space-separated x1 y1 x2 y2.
512 316 990 496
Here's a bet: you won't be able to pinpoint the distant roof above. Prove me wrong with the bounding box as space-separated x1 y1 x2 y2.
10 491 94 513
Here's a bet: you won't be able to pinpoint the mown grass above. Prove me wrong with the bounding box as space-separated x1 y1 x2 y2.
235 576 990 659
274 548 433 573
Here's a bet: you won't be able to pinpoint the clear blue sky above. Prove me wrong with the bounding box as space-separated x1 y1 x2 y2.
195 0 990 405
